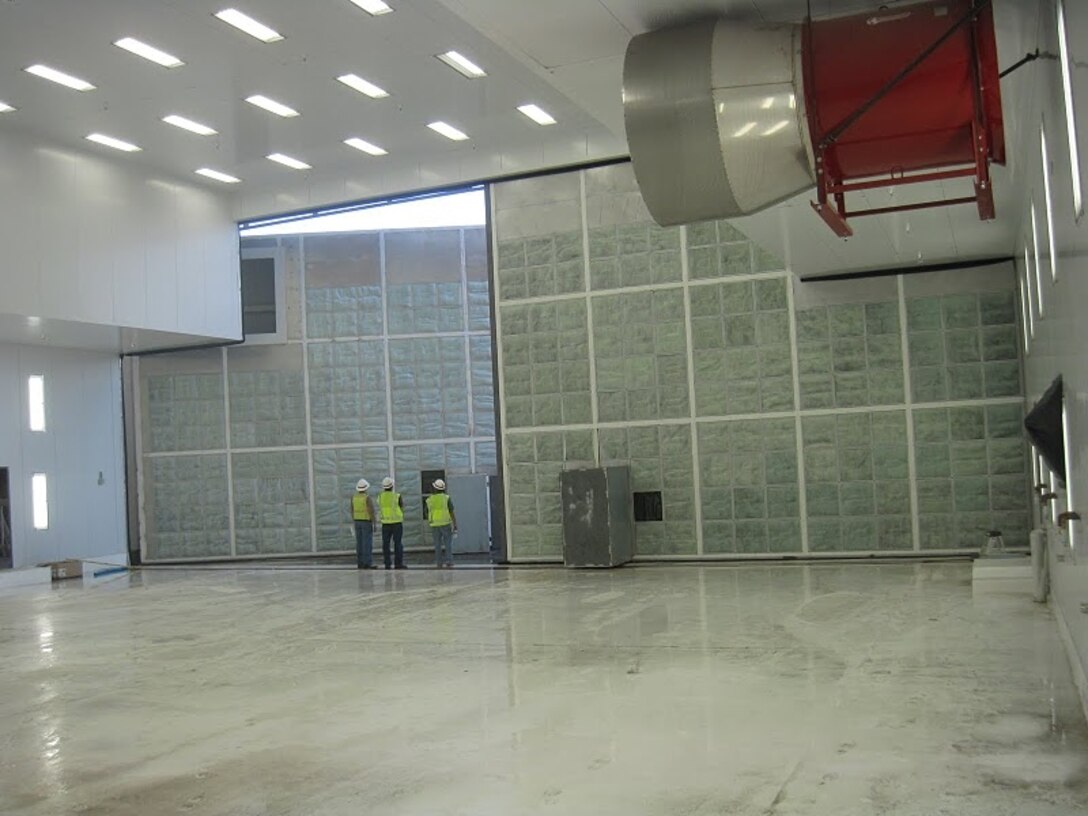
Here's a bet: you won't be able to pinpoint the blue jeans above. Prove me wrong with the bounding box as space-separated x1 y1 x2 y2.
432 525 454 566
381 523 404 568
354 521 374 568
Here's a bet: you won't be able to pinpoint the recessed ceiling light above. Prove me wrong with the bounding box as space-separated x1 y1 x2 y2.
0 101 15 113
427 121 468 141
162 114 218 136
348 0 393 15
245 94 299 117
267 152 311 170
86 133 141 152
114 37 184 68
344 137 388 156
214 9 283 42
436 51 486 79
25 64 95 91
196 167 241 184
337 73 389 99
517 104 556 126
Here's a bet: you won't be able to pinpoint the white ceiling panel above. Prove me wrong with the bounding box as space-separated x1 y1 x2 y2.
0 0 626 220
0 0 1036 276
439 0 633 67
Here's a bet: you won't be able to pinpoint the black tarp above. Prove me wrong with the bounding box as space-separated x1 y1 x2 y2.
1024 375 1065 483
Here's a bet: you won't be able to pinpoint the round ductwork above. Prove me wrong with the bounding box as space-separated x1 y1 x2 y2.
623 0 1005 236
623 18 814 227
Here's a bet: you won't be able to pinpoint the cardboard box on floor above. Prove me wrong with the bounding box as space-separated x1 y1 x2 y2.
38 559 82 581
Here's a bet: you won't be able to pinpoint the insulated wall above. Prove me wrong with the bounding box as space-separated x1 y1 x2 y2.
1008 0 1088 718
0 129 240 342
0 344 126 569
134 226 495 561
491 164 1032 560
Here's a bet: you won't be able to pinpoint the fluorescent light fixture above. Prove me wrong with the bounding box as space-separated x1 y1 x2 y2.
114 37 184 68
344 137 388 156
25 64 95 91
436 50 486 78
733 122 756 138
1057 0 1083 219
196 167 241 183
427 121 468 141
215 8 283 42
1019 272 1031 351
1030 200 1044 316
1047 469 1059 524
0 101 15 113
28 375 45 432
1023 246 1036 339
337 73 388 98
86 133 141 152
31 473 48 531
245 94 299 117
162 114 217 136
267 152 311 170
762 120 790 136
1041 126 1058 281
349 0 393 14
761 96 775 109
517 104 556 126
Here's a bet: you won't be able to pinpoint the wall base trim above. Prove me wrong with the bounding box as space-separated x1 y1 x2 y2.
0 567 52 591
505 550 1003 565
1053 597 1088 728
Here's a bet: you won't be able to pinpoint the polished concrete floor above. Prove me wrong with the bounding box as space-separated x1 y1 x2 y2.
1 562 1086 815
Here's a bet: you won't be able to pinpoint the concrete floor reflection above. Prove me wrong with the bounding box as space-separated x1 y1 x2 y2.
0 562 1085 815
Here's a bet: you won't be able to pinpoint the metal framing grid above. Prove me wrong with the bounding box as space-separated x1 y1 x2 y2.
133 226 496 562
490 169 1031 563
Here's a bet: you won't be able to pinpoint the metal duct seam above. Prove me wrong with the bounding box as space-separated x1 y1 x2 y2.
623 21 739 226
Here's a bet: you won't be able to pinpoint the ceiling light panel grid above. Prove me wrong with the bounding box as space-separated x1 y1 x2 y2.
0 0 605 198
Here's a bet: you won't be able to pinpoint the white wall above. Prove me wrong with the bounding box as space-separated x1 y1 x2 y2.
1014 0 1088 709
0 129 241 341
0 344 126 570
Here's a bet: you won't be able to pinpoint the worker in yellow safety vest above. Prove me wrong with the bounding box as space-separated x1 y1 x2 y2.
426 479 458 568
350 479 377 569
379 477 406 570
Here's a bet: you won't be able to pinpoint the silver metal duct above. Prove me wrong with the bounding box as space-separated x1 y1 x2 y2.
623 19 816 227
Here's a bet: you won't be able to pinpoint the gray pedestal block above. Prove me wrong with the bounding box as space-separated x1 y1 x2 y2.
560 466 634 568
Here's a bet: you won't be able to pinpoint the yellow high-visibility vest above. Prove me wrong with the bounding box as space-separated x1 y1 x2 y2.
379 491 404 524
351 494 371 521
426 493 452 527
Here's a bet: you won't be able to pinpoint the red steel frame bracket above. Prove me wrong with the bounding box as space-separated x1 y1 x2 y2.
808 0 997 238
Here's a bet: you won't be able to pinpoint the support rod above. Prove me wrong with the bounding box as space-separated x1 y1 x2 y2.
817 0 992 149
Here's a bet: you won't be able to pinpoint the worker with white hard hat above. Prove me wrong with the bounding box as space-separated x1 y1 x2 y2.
426 479 458 568
350 479 377 569
378 476 406 569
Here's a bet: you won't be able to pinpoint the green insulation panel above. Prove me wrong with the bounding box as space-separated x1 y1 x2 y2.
698 418 801 554
145 455 231 559
803 412 912 552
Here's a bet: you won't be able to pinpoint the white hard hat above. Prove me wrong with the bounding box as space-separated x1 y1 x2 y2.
433 479 446 491
356 479 369 492
381 476 394 489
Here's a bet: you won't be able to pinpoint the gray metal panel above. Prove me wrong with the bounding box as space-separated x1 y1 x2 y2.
446 475 489 555
604 466 635 564
560 466 634 568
